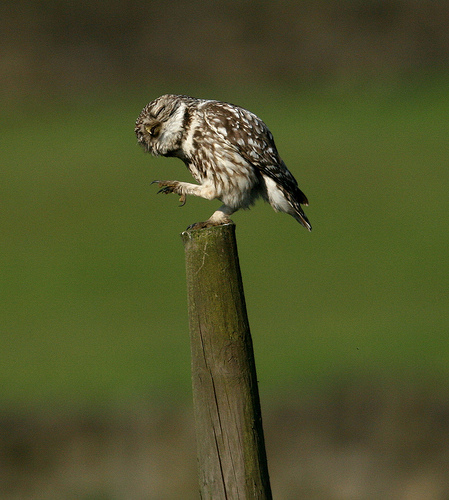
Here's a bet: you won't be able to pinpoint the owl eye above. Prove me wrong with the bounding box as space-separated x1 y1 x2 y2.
145 123 161 137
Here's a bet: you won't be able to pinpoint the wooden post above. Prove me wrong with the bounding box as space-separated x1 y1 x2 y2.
181 224 272 499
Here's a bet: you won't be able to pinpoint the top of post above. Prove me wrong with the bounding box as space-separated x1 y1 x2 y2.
181 222 236 246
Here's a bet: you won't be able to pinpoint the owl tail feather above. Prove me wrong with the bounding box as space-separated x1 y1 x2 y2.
296 187 309 206
287 188 312 231
292 209 312 231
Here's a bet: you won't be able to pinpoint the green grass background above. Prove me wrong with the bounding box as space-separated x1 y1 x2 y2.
2 76 448 406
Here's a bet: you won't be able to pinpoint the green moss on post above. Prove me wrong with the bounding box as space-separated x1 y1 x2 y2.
181 224 272 499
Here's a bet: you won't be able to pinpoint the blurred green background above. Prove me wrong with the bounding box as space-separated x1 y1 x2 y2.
1 1 449 498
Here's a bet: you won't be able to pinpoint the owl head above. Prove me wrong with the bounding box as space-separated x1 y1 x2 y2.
135 94 192 156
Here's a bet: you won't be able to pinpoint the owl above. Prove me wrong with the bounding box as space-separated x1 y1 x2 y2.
135 94 311 231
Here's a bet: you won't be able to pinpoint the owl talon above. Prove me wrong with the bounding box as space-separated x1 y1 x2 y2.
157 186 174 195
186 218 233 230
153 180 179 195
153 180 186 204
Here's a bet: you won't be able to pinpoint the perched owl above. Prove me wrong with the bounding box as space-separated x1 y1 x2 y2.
135 94 311 231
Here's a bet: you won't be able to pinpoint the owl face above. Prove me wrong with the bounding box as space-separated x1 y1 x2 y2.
135 115 163 154
135 94 188 156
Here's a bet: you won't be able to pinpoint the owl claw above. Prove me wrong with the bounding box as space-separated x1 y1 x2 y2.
153 180 177 194
186 218 233 230
152 180 186 206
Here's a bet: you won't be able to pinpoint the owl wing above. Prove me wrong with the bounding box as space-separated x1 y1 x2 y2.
203 102 309 206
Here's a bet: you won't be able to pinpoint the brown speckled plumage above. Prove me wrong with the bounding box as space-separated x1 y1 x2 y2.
135 94 311 230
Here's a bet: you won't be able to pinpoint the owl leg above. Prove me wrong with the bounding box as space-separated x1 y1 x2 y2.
152 180 221 205
152 181 234 229
207 205 234 224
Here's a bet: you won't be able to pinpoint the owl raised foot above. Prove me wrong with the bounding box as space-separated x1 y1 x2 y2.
152 180 186 206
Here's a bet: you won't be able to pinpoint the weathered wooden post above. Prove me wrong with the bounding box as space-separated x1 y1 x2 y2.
181 223 272 499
